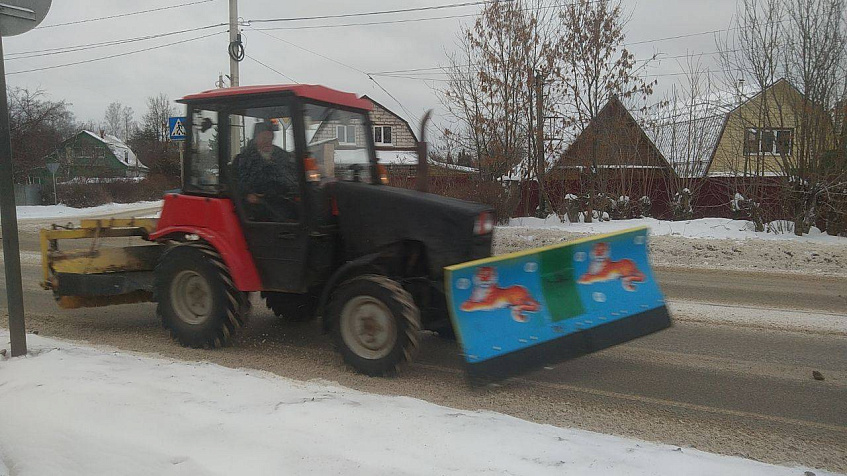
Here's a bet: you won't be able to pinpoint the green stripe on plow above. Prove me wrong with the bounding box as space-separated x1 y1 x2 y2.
540 246 584 322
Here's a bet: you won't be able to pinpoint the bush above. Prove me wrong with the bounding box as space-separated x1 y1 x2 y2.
56 174 179 208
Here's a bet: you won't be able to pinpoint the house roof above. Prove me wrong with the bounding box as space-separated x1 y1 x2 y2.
178 84 373 112
645 113 726 178
555 96 672 175
81 131 148 170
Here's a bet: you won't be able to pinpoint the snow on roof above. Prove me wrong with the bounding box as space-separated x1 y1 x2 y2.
501 154 558 182
376 150 479 173
644 113 725 178
432 161 477 173
376 150 418 165
82 131 148 170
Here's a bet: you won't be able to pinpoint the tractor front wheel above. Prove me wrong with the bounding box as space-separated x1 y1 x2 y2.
327 275 420 376
155 243 247 348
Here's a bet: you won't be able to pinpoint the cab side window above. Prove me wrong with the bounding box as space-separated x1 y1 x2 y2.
230 107 300 223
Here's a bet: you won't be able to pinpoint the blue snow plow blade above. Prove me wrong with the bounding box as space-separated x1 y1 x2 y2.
445 227 671 382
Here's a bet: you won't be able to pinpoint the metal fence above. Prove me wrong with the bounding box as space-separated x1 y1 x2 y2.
13 184 43 206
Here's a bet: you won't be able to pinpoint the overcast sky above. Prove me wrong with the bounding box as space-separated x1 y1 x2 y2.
5 0 740 131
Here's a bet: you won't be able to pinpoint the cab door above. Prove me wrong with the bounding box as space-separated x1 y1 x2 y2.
225 101 311 292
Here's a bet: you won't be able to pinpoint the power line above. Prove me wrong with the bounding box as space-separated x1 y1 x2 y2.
7 23 227 60
7 30 226 75
253 12 481 31
245 54 298 83
247 27 425 129
36 0 216 29
248 28 368 75
248 0 509 24
251 0 578 32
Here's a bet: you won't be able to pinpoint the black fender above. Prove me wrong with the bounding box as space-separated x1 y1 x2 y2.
318 252 384 332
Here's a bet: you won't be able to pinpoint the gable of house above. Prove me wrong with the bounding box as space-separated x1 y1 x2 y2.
361 96 418 151
556 97 671 178
706 78 827 176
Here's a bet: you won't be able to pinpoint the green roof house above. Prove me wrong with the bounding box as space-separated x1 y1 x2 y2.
45 130 148 182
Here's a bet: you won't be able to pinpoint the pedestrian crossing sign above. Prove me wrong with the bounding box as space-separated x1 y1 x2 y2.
168 117 186 141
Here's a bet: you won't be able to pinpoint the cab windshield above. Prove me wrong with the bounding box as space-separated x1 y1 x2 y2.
303 103 374 183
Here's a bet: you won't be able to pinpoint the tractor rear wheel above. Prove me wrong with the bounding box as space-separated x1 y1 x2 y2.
155 243 248 348
327 275 420 376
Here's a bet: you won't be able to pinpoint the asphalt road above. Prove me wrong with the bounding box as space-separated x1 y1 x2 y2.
1 216 845 473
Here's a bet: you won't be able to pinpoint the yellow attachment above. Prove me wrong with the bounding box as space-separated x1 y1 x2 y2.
39 218 160 289
56 290 154 309
49 246 163 275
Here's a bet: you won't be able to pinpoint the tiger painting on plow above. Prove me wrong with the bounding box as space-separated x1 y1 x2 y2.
460 266 540 322
577 242 645 291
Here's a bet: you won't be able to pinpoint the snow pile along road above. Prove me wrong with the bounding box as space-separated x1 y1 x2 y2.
499 216 847 277
0 331 837 476
508 216 846 243
15 200 162 221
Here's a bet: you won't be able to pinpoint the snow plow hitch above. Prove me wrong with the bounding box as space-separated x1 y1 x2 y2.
445 227 671 382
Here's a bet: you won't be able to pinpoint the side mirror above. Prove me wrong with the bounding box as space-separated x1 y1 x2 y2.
200 118 214 132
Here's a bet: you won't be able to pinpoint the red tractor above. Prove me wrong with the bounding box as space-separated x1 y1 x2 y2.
42 84 671 381
42 85 495 376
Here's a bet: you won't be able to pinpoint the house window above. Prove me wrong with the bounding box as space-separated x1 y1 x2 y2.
336 125 357 145
745 128 793 155
374 126 392 145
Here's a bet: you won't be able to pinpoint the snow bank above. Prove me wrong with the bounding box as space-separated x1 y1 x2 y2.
0 331 836 476
15 200 162 221
508 216 846 243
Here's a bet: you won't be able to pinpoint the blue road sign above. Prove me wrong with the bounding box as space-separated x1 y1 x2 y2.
168 117 186 141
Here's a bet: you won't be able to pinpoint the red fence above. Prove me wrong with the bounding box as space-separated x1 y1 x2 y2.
515 176 790 221
389 172 790 221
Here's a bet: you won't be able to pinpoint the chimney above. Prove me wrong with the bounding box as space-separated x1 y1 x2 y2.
99 128 105 139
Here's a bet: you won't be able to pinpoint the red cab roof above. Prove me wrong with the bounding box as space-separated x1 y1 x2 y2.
178 84 373 111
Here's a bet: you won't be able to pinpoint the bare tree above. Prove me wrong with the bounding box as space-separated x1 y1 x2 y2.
8 87 75 182
143 93 174 143
129 93 179 176
104 101 137 142
649 58 727 221
104 102 123 138
555 0 656 222
122 106 136 142
783 0 846 234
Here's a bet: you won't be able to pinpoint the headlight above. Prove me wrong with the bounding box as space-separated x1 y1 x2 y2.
473 211 495 235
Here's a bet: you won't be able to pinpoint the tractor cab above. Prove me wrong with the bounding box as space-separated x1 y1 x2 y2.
177 85 384 293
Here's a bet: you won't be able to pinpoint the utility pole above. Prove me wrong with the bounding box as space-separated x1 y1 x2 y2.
535 72 546 218
228 0 242 156
228 0 239 88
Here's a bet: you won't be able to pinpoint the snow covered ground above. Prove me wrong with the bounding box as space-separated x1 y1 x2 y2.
508 215 846 243
500 216 847 277
15 201 162 221
0 330 838 476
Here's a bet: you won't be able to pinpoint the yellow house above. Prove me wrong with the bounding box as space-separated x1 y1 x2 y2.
706 78 834 176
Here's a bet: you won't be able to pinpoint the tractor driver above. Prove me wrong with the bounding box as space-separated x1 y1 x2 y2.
234 121 299 221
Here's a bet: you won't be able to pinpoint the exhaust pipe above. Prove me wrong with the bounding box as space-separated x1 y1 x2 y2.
416 109 433 193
